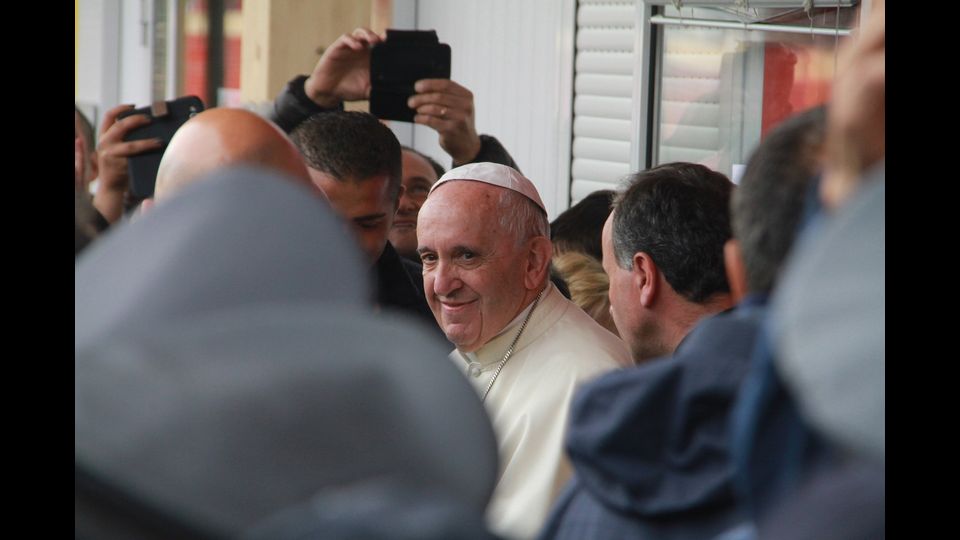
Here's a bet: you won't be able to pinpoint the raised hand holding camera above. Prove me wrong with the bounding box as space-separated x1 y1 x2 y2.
369 29 451 122
93 104 165 222
408 79 482 165
304 27 383 107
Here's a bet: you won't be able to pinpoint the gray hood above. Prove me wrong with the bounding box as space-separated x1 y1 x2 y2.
75 165 369 351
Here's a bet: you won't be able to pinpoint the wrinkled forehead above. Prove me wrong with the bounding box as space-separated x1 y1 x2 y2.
424 180 504 213
419 181 506 234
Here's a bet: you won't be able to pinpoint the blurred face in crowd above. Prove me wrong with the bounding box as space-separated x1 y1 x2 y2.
309 168 399 264
417 182 533 352
75 111 98 190
389 150 440 259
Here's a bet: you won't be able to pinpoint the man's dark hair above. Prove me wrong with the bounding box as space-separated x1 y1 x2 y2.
401 145 446 180
612 162 733 303
550 190 615 261
290 111 402 199
733 106 826 294
75 105 96 152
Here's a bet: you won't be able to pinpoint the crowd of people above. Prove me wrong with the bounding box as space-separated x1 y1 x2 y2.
75 2 884 538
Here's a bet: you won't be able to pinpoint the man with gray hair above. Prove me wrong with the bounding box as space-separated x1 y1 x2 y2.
539 118 826 540
416 162 629 540
602 162 735 364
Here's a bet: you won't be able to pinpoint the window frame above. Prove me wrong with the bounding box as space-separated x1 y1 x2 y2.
631 0 867 172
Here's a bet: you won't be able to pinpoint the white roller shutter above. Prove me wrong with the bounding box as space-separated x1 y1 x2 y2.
569 0 638 205
655 26 728 170
569 1 852 205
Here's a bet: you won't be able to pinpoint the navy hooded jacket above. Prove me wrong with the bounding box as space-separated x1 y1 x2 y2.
538 298 766 540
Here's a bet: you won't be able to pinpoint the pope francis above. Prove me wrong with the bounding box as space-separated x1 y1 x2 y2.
416 162 630 540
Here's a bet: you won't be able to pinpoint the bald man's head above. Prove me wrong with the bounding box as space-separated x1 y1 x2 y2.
154 108 316 200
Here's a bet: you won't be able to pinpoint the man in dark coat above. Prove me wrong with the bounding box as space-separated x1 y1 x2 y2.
287 109 437 330
539 108 828 540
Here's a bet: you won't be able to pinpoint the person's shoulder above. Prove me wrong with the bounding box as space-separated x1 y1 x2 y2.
554 295 627 347
679 304 765 353
539 302 630 371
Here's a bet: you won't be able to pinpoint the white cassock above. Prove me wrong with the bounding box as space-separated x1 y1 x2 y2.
450 282 630 540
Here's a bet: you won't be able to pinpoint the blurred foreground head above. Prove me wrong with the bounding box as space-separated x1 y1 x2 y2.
76 309 498 539
153 108 317 201
75 166 498 539
75 166 365 348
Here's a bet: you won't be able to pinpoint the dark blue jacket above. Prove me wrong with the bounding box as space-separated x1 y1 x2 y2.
538 298 766 540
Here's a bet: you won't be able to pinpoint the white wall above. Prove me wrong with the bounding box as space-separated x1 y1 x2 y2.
413 0 576 218
77 0 156 130
76 0 121 129
77 0 578 216
118 0 154 107
387 0 417 147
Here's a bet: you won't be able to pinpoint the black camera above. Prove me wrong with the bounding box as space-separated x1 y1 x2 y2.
116 95 205 198
369 30 451 122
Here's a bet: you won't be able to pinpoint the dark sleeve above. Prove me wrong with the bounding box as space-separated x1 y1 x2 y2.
400 257 426 299
460 134 520 172
267 75 344 134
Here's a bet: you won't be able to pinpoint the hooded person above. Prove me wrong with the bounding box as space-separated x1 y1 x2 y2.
747 149 884 540
752 8 885 537
774 167 885 468
729 5 885 534
75 166 499 539
75 166 364 350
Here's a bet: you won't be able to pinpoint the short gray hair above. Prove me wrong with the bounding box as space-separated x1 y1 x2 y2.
497 188 550 245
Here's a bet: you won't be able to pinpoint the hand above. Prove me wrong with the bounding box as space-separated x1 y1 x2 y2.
408 79 482 165
92 104 164 223
820 1 884 210
304 27 382 108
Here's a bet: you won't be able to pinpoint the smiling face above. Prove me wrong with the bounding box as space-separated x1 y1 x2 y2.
417 182 536 352
389 150 440 259
309 168 398 264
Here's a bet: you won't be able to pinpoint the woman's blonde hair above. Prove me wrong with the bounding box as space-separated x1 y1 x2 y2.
552 251 618 337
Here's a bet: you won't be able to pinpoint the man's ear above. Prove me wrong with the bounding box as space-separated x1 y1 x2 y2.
724 239 748 304
633 252 659 307
524 236 553 290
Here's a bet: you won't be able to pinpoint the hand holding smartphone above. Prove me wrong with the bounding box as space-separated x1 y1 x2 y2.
116 96 205 198
369 30 451 122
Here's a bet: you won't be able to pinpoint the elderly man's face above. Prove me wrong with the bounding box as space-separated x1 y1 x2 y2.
389 150 439 259
417 182 532 352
